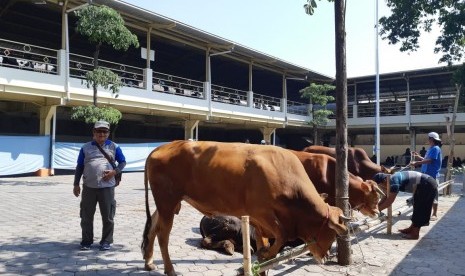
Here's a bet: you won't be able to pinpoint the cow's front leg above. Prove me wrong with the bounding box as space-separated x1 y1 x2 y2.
257 235 284 262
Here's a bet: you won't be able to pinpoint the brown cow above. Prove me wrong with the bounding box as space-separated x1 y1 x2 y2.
303 145 392 181
141 141 349 275
198 151 383 256
290 150 384 217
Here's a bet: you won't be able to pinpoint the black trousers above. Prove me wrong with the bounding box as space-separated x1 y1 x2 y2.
411 176 438 227
80 186 116 245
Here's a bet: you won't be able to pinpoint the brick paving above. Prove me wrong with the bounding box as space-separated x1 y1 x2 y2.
0 172 464 275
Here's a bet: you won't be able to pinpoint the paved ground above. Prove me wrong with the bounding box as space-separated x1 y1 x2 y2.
0 172 464 276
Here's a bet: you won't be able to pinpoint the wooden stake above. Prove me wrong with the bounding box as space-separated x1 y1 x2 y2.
241 216 252 276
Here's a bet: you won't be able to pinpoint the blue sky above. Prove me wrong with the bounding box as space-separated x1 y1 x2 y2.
125 0 445 78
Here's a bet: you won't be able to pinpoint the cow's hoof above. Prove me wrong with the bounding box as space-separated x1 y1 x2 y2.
223 240 235 255
144 263 156 271
165 270 178 276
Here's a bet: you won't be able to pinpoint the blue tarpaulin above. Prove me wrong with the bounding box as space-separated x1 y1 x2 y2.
0 135 167 176
0 136 50 176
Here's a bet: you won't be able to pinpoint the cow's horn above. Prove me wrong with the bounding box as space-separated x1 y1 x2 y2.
339 214 351 222
375 186 386 198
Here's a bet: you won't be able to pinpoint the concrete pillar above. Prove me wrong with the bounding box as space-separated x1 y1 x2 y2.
261 127 276 145
144 68 153 90
409 127 416 152
58 49 66 77
184 120 199 141
248 91 254 108
39 105 57 135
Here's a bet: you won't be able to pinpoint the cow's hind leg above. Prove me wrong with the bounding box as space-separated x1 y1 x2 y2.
157 209 178 276
143 210 159 271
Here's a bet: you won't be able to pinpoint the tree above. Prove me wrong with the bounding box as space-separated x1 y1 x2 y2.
379 1 465 65
71 5 139 127
71 105 122 138
379 1 465 193
444 63 465 194
300 83 335 145
304 0 351 265
75 5 139 104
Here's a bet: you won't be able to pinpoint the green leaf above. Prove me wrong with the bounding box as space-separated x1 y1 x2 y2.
71 105 122 125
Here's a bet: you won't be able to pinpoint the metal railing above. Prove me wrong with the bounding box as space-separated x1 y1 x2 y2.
4 38 465 119
211 84 248 106
253 93 281 111
287 100 308 115
0 38 58 75
411 99 465 115
152 72 204 99
69 53 145 89
358 101 407 117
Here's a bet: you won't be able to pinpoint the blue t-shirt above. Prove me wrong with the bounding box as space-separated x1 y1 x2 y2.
421 145 442 179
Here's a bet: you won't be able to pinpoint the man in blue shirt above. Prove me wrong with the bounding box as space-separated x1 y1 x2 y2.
73 120 126 251
410 132 442 220
373 171 438 240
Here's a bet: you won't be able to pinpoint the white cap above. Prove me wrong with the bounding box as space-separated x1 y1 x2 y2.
260 140 266 144
428 132 441 141
94 120 110 129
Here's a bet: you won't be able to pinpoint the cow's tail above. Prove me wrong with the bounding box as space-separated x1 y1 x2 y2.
141 158 152 254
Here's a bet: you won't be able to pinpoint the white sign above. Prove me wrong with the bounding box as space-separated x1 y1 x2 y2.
141 47 155 61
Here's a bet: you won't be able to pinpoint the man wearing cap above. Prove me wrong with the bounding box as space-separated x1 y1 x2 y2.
410 132 442 220
73 120 126 251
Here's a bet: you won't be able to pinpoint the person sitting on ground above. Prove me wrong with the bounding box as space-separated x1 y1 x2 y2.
373 171 438 240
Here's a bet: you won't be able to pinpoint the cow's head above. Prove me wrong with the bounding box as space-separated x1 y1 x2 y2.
354 180 384 218
306 206 349 263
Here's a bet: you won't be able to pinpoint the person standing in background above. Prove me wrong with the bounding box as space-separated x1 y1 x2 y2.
419 147 427 157
73 121 126 251
410 132 442 221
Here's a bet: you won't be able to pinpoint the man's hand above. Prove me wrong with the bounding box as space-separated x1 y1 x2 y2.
73 185 81 197
103 170 116 181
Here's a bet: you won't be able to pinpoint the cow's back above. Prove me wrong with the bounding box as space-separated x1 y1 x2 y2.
303 145 383 180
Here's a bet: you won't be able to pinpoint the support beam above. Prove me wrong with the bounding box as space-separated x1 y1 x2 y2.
39 105 57 135
184 120 199 140
260 127 276 145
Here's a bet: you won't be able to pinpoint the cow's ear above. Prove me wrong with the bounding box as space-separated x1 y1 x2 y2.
319 193 329 202
360 182 370 192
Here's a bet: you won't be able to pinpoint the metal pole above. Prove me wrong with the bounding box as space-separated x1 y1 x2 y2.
387 176 392 234
64 12 70 102
375 0 381 165
50 108 57 176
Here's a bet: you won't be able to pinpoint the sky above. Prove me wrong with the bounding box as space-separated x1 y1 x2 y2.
125 0 446 78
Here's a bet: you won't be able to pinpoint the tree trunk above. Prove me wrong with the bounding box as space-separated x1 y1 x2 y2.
334 0 351 265
313 124 318 145
92 42 102 106
445 84 461 194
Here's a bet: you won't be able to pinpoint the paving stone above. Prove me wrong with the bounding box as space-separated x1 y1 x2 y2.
1 173 464 275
